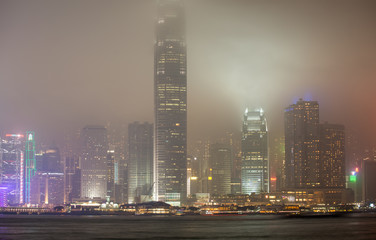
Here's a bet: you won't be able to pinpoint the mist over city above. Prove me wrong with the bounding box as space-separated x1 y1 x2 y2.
0 0 376 239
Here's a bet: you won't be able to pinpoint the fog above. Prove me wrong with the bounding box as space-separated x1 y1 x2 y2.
0 0 375 147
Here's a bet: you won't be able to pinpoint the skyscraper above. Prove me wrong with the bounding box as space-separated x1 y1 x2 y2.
241 108 269 194
284 99 320 189
80 126 108 200
154 0 187 206
128 122 153 203
25 131 36 203
209 143 232 196
319 123 345 188
0 134 25 204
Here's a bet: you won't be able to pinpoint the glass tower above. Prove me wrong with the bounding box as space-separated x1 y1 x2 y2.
241 108 269 194
154 0 187 206
128 122 153 203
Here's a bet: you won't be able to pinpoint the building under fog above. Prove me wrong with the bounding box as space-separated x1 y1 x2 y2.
284 99 320 189
241 108 269 194
319 123 346 188
154 0 187 206
128 122 153 203
80 126 108 200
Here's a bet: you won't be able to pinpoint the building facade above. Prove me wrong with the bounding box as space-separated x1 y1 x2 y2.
209 143 232 196
154 0 187 206
0 134 25 205
284 99 320 189
80 126 108 200
319 123 346 188
241 108 269 194
128 122 153 203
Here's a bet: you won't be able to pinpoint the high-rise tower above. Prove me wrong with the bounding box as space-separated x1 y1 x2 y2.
128 122 153 203
80 126 108 199
25 131 36 203
241 108 269 194
284 99 320 189
154 0 187 206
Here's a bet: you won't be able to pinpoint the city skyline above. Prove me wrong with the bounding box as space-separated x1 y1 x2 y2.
0 0 375 146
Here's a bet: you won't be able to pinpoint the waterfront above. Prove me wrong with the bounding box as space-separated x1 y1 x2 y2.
1 214 376 239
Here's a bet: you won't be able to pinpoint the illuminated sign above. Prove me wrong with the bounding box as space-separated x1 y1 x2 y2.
350 175 356 183
270 177 277 181
5 134 24 138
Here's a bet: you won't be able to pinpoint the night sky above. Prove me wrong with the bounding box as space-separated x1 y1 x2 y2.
0 0 375 146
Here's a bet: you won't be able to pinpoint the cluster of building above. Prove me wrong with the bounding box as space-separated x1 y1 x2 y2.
1 0 375 210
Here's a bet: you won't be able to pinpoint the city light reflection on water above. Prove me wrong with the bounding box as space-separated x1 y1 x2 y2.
1 214 376 239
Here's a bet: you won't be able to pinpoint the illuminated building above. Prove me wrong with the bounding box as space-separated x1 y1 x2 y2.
284 99 320 189
319 123 345 188
187 155 200 196
128 122 153 203
154 0 187 206
25 131 36 204
107 147 115 201
0 134 25 204
0 185 8 207
80 126 108 200
209 143 232 196
241 108 269 194
31 172 65 205
270 137 285 192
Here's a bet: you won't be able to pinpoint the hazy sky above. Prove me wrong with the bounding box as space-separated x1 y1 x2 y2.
0 0 375 146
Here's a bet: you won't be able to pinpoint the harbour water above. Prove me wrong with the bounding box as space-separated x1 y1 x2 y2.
1 214 376 239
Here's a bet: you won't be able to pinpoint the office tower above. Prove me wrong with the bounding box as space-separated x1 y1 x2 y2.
208 143 232 196
42 147 62 173
80 126 108 199
270 137 285 192
187 155 200 196
154 0 187 206
107 147 115 201
31 172 64 205
284 99 320 189
128 122 153 203
319 123 345 188
363 159 376 203
241 108 269 194
0 134 25 204
25 131 36 203
65 156 80 203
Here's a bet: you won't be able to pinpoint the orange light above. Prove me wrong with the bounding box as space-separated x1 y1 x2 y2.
355 167 359 173
270 177 277 181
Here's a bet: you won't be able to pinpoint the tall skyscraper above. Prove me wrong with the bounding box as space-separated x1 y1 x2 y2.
209 143 232 196
128 122 153 203
80 126 108 200
107 147 115 201
319 123 345 188
1 134 25 204
241 108 269 194
25 131 36 203
154 0 187 206
284 99 320 189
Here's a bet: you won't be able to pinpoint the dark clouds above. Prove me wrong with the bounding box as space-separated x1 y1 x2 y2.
0 0 375 145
